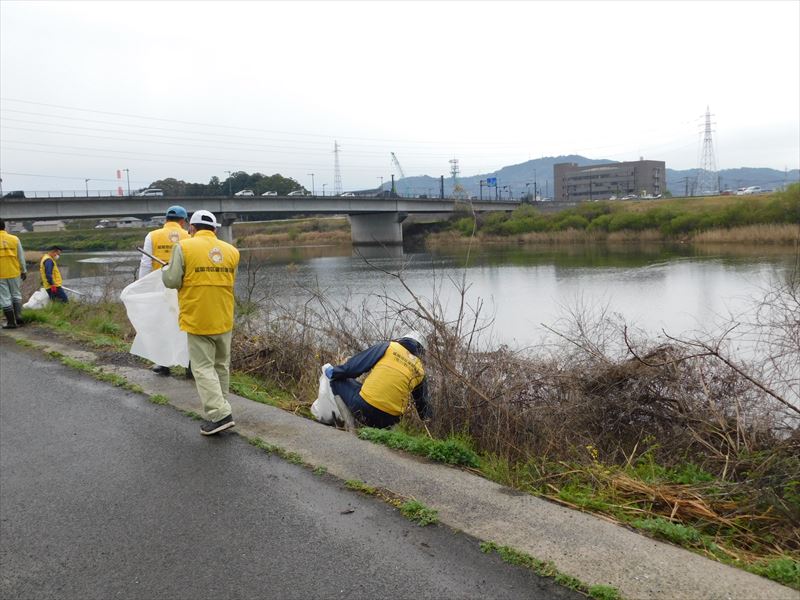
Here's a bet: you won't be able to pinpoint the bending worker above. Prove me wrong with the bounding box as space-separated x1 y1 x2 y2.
40 246 68 303
138 205 190 376
162 210 240 436
326 331 430 429
0 219 27 329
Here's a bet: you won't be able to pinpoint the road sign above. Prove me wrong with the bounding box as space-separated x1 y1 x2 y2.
486 177 497 187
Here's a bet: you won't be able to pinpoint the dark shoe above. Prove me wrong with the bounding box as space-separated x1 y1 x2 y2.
2 307 17 329
12 300 23 326
200 414 235 436
151 365 171 376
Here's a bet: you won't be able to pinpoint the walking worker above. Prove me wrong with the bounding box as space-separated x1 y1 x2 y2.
138 205 190 376
138 205 189 279
326 331 430 429
0 219 27 329
162 209 240 436
40 246 68 303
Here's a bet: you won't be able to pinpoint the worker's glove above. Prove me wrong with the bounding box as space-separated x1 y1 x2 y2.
20 272 27 281
50 285 58 294
324 366 334 380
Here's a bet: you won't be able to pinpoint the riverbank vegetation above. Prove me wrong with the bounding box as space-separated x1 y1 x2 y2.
433 184 800 246
13 225 799 589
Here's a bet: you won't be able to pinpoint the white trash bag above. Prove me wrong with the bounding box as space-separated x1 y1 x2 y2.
311 363 341 425
120 269 189 367
23 288 51 310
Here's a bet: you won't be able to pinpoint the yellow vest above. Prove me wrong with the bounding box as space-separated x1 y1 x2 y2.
150 222 189 270
40 254 62 287
177 230 240 335
0 231 22 278
360 341 425 416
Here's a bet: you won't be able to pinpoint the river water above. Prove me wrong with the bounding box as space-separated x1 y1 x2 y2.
58 242 796 352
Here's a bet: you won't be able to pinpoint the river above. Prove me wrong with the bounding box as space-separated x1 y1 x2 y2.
57 242 796 352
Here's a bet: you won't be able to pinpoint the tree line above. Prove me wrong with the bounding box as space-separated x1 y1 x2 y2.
147 172 304 196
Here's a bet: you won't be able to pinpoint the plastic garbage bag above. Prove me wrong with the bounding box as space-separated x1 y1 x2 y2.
23 288 50 310
311 363 340 425
120 269 189 367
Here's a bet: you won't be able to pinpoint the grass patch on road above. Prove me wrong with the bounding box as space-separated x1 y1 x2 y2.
480 541 623 600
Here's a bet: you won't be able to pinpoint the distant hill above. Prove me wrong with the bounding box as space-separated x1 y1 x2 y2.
383 155 799 199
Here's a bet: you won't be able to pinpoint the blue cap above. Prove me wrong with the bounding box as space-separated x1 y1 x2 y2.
165 205 188 219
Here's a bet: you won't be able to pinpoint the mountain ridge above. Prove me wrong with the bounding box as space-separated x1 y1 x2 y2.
379 155 799 198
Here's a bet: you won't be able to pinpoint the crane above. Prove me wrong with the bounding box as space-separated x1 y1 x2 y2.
390 152 409 196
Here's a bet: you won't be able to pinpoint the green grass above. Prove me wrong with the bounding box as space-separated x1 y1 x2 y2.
455 184 800 239
399 499 438 526
229 372 295 409
149 394 170 405
247 437 305 465
480 541 623 599
345 480 377 495
358 427 480 467
747 557 800 588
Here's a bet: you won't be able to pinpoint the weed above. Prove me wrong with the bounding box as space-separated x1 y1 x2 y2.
14 338 36 348
247 437 305 465
399 500 438 526
747 557 800 588
358 427 479 468
631 517 702 545
149 394 170 405
345 480 377 496
480 541 624 599
181 410 203 421
313 466 327 476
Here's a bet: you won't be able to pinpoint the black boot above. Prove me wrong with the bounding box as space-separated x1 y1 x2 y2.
2 307 17 329
12 299 23 326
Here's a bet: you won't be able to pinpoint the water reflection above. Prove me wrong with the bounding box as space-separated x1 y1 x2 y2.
54 243 795 349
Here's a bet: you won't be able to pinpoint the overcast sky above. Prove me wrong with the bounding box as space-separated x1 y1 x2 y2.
1 0 798 194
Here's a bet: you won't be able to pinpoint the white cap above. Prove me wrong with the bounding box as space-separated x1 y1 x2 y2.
398 330 425 351
189 209 220 228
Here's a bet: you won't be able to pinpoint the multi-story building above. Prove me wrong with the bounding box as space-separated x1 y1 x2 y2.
554 160 666 201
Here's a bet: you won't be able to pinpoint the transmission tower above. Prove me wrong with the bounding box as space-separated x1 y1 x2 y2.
449 158 466 198
696 106 718 195
333 141 343 196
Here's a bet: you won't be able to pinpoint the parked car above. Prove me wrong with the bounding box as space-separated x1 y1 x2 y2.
287 190 306 196
136 188 164 197
2 190 25 199
234 189 254 197
261 191 278 196
737 186 762 195
340 192 356 197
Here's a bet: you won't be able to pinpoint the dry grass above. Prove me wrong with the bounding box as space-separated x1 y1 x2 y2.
692 224 800 244
239 230 350 247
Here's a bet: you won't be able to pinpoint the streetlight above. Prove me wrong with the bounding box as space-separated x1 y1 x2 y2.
224 171 232 196
85 178 90 197
322 183 327 196
377 176 384 189
307 173 315 196
123 168 131 196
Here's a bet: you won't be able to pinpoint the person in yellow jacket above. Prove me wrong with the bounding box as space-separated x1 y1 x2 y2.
138 205 190 376
40 246 68 303
325 331 430 429
0 219 28 328
162 210 240 436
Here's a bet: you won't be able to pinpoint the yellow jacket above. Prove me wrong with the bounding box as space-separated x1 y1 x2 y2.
40 254 62 287
361 341 425 416
150 222 189 270
0 230 23 279
176 230 239 335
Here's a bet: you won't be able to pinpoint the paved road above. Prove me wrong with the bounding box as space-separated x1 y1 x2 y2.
0 338 578 600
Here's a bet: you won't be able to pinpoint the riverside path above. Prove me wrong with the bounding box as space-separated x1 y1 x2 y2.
0 335 577 600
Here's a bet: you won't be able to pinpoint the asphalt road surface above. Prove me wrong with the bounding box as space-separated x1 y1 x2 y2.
0 338 580 600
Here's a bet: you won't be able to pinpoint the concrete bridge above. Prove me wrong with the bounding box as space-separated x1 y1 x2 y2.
0 195 521 245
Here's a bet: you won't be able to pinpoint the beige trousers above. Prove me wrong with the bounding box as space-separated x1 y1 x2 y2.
187 331 233 422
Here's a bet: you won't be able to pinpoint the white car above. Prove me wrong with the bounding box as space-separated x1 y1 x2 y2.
287 190 306 196
340 192 356 197
234 189 255 197
136 188 164 197
261 191 278 196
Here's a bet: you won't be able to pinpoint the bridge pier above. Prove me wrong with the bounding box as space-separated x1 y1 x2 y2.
218 213 238 243
348 212 408 246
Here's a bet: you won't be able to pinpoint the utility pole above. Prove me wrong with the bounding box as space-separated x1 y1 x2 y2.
307 173 315 196
333 141 342 196
85 178 90 197
480 180 485 201
224 171 232 196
